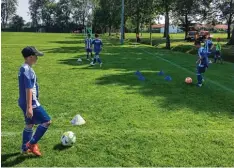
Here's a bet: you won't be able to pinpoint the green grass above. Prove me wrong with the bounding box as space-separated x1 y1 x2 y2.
1 32 234 167
118 33 233 62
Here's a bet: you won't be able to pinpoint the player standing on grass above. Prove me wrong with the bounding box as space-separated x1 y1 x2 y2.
90 33 103 67
195 41 209 87
18 46 51 156
85 34 93 61
214 38 223 64
204 36 213 56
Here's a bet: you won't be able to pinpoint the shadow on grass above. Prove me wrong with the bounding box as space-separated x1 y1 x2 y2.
1 152 38 167
95 71 234 117
49 38 234 117
43 46 84 53
49 40 84 45
53 143 72 151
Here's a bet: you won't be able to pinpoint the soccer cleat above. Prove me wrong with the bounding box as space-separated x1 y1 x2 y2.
100 63 103 67
26 142 41 156
90 62 95 66
87 58 90 61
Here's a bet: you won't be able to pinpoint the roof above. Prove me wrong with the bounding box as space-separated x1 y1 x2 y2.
214 24 228 30
151 24 165 28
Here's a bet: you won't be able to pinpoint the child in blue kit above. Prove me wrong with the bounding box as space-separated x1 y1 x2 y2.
90 34 103 67
18 46 51 156
194 41 209 87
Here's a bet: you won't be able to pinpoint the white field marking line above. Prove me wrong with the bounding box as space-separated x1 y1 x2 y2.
140 48 234 94
106 39 234 94
2 128 233 137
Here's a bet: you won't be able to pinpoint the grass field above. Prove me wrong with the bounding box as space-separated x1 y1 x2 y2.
1 32 234 167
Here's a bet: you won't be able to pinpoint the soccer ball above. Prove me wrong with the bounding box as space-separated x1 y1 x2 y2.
185 77 192 84
61 131 76 146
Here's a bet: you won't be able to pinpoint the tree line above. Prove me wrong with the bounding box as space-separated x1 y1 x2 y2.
1 0 234 44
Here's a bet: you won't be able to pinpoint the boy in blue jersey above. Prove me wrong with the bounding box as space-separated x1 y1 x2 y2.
18 46 51 156
204 36 213 55
85 34 93 61
195 41 209 87
90 34 103 67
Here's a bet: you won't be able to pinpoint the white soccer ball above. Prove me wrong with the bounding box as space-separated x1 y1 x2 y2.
61 131 76 146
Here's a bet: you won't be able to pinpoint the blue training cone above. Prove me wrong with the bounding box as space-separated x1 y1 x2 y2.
135 70 142 76
165 76 172 81
158 70 164 76
138 76 145 81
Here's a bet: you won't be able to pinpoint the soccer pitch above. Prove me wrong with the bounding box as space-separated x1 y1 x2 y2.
1 32 234 167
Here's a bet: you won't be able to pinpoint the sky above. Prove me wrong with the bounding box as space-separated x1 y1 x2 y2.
17 0 30 22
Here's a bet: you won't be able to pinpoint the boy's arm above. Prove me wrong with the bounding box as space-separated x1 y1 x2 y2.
196 49 202 64
196 56 201 64
26 89 33 118
24 69 34 118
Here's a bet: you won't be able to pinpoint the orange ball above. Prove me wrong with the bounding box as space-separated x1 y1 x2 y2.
185 77 192 84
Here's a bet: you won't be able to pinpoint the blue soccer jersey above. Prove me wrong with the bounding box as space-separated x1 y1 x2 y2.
198 47 209 68
18 63 40 108
205 39 213 53
92 38 103 52
85 38 92 49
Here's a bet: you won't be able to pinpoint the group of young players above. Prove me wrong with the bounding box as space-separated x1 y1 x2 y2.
85 33 103 67
17 31 224 157
194 36 223 87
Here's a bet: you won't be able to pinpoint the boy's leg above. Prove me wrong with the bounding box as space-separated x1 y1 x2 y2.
22 124 34 153
87 49 90 60
214 56 217 63
91 51 93 60
20 105 34 153
196 66 203 86
27 106 51 156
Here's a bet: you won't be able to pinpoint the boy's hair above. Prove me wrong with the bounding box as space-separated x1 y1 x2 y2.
194 40 201 46
217 37 220 41
88 34 91 37
95 33 99 38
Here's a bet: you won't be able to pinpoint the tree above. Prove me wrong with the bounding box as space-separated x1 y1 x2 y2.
54 0 72 32
173 0 200 39
228 27 234 44
28 0 43 31
204 0 234 39
156 0 175 49
41 0 57 31
93 0 121 35
218 0 234 39
10 15 25 31
1 0 18 29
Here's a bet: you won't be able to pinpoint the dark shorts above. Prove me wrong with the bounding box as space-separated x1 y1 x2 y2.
86 48 92 52
94 49 101 55
197 66 206 74
19 105 51 125
215 51 221 57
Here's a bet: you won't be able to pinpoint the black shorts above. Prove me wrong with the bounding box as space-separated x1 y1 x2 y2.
197 66 206 74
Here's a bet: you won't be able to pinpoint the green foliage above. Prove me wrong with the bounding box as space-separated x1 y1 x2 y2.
9 15 24 31
1 0 18 28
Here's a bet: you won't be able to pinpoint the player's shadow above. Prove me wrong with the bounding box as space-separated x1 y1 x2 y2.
53 143 72 151
1 152 38 167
